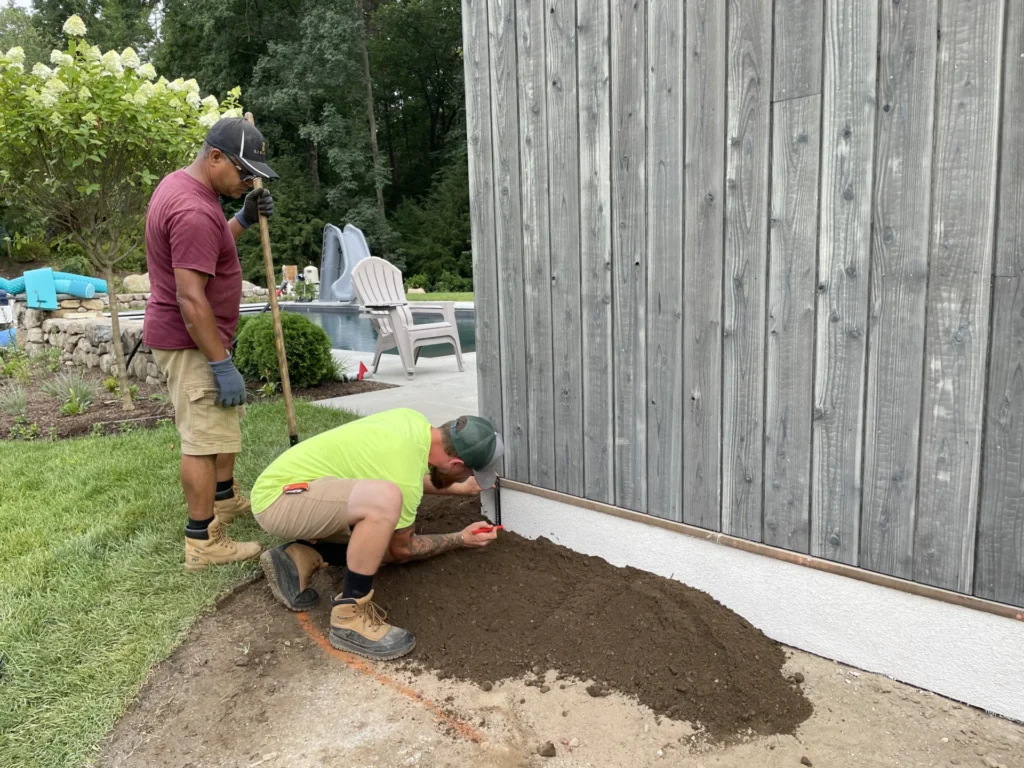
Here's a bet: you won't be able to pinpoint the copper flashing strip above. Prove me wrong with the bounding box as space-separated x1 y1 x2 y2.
499 480 1024 623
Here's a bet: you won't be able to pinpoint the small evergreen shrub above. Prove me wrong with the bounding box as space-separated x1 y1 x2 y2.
233 312 337 389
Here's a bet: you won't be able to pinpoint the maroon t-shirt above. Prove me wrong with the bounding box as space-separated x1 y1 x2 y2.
143 169 241 350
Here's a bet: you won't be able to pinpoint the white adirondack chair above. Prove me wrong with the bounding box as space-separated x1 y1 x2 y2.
351 256 464 378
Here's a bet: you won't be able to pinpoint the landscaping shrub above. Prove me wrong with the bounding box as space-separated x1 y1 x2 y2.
42 372 95 414
405 273 430 290
233 311 337 389
433 270 473 293
0 383 26 416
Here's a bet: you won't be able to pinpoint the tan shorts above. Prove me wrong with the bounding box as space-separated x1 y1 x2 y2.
254 477 358 543
153 347 244 456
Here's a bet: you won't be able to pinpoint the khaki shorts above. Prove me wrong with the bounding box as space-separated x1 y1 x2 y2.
254 477 358 543
153 347 244 456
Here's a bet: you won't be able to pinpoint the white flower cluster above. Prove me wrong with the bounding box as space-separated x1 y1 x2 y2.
198 111 219 128
138 63 156 81
133 81 155 105
85 45 101 62
38 77 69 108
51 50 74 67
32 63 53 78
120 47 141 71
3 46 25 71
62 15 87 37
100 50 123 77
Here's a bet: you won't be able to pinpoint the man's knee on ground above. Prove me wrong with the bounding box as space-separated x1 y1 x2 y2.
349 480 402 526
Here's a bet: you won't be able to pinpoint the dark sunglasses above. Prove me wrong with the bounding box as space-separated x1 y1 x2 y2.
224 153 258 182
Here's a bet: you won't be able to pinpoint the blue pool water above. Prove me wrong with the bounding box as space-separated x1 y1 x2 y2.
282 303 476 357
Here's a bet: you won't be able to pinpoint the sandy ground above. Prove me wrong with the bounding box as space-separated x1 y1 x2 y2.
98 576 1024 768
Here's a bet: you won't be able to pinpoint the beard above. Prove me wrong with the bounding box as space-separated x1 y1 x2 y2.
429 464 460 489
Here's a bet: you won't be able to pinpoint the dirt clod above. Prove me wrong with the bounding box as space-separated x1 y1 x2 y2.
801 757 813 766
481 682 492 692
794 672 805 684
540 685 551 694
537 741 557 757
586 684 607 698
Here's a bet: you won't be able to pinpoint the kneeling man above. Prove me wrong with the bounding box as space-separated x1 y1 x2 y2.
249 407 503 660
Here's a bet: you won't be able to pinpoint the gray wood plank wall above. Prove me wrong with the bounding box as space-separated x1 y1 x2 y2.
976 0 1024 608
722 0 772 541
914 0 1005 593
546 0 585 499
576 0 614 504
486 0 529 481
610 0 648 513
810 0 878 566
763 0 822 553
463 0 1024 608
682 0 725 531
860 0 937 579
515 0 556 490
645 0 685 522
461 0 503 460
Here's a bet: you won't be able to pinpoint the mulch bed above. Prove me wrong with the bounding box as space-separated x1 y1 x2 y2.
0 364 394 441
313 495 814 741
0 367 173 441
245 377 394 402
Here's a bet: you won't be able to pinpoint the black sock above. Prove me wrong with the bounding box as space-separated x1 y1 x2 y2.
215 479 234 501
185 517 211 540
305 540 348 566
340 569 374 601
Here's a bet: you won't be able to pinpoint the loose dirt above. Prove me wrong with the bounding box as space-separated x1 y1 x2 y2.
371 496 812 739
98 495 1024 767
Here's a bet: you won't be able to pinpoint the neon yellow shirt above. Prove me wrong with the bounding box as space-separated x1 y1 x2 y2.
250 408 431 529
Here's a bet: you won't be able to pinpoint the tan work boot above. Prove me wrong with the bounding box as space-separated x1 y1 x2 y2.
184 518 262 571
214 482 252 526
330 589 416 660
260 542 325 611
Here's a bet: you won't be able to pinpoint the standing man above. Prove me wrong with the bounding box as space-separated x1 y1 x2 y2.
249 408 504 660
144 117 277 571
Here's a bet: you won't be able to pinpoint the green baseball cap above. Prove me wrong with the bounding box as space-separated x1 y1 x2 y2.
450 415 503 489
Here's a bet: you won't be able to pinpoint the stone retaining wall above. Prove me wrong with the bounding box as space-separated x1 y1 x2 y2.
13 300 165 386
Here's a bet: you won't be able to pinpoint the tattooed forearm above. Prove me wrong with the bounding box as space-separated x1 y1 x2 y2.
399 532 464 561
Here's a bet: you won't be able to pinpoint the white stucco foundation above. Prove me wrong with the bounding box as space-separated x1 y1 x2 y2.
499 487 1024 723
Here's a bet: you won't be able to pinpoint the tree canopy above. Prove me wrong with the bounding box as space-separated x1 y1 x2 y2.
1 0 472 290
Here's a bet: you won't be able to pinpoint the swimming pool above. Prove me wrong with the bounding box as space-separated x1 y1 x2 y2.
282 303 476 357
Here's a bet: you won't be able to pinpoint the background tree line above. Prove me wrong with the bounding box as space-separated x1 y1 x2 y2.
0 0 472 291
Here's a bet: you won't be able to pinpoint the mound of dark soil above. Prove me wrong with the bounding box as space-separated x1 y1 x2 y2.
365 495 812 740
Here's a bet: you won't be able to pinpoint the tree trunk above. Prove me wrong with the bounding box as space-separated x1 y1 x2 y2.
309 141 320 194
103 265 135 412
358 0 385 216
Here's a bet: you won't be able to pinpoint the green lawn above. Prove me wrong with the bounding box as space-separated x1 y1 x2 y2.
0 402 356 768
406 292 473 302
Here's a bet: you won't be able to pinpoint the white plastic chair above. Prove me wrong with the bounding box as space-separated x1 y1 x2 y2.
351 256 464 378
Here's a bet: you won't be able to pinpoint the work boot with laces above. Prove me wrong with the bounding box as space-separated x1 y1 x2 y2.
260 541 325 611
213 482 252 527
329 589 416 660
184 518 262 571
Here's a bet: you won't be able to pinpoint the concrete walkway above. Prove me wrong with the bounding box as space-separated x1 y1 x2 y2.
318 349 478 425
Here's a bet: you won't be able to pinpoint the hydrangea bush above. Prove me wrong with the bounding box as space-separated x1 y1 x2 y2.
0 15 244 409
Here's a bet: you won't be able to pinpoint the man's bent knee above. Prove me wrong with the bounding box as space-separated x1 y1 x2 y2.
348 480 402 525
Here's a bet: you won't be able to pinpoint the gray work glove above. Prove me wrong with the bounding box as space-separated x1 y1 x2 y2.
236 187 274 229
208 355 247 407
